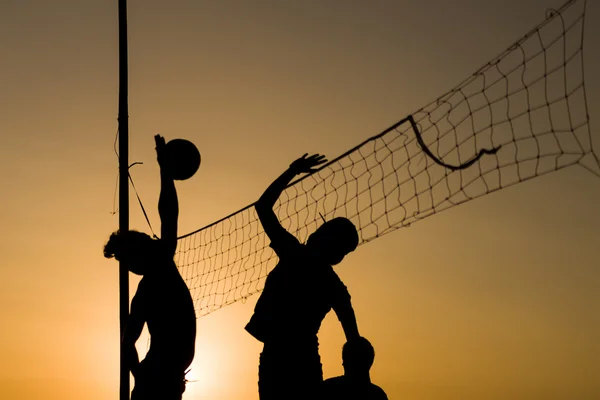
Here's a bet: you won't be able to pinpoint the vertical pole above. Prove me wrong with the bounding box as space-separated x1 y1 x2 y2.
118 0 130 399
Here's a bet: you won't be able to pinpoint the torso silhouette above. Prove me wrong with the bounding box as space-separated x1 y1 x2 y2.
246 230 350 344
137 255 196 373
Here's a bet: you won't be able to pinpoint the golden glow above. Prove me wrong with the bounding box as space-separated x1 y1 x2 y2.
1 0 599 399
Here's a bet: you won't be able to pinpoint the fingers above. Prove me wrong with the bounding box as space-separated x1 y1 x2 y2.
154 134 166 149
155 134 168 168
311 154 327 163
290 152 328 173
307 154 328 166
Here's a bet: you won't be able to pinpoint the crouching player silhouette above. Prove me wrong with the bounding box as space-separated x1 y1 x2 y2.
245 153 361 400
103 135 196 400
321 337 388 399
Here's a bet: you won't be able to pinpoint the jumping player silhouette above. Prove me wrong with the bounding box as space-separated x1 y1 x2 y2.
245 153 361 400
103 134 196 400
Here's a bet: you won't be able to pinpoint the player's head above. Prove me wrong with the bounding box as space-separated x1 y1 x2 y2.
342 336 375 375
307 217 359 265
103 230 159 275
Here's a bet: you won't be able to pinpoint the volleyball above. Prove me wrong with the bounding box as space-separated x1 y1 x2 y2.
164 138 201 180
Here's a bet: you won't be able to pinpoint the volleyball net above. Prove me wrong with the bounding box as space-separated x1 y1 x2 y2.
175 0 597 316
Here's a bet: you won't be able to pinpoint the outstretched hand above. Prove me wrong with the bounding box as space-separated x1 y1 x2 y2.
290 153 328 174
155 134 173 177
155 134 166 163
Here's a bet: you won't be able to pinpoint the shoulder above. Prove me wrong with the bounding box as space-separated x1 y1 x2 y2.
321 376 352 399
321 376 346 393
269 229 302 257
323 375 345 385
371 383 389 399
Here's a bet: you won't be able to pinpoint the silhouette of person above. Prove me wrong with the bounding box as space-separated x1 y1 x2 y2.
104 134 196 400
320 337 388 400
245 153 361 400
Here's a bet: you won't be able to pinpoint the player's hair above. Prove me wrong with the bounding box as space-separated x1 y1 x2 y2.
342 336 375 370
103 230 155 259
311 217 359 254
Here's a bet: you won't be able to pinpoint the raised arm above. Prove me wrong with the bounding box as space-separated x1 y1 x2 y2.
256 153 327 240
334 298 360 341
155 134 178 256
331 277 360 341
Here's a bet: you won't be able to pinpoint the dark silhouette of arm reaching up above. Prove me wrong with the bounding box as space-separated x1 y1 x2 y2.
333 294 360 342
155 134 178 257
256 153 327 240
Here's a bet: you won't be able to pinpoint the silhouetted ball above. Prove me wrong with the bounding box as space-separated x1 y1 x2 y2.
164 139 201 180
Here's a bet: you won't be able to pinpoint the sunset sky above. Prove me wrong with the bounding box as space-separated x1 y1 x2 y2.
1 0 599 399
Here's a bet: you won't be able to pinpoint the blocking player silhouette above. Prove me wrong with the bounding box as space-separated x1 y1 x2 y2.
103 135 196 400
245 153 361 400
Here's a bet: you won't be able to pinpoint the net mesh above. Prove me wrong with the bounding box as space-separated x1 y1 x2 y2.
175 0 598 317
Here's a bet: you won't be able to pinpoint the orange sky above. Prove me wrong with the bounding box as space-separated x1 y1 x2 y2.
1 0 599 399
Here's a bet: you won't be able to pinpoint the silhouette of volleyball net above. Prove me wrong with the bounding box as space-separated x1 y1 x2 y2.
175 0 597 317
